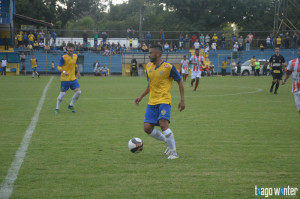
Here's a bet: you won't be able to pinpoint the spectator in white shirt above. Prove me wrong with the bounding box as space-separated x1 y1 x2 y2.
194 39 200 50
1 56 7 76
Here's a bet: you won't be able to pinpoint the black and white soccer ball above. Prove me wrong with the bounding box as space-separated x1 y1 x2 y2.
128 138 143 153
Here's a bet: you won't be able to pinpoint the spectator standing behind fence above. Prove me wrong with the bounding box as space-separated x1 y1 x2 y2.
52 31 56 43
199 33 204 43
46 31 51 45
179 34 184 50
233 42 238 59
39 30 45 42
238 42 243 58
164 42 170 52
94 32 98 43
146 32 151 45
23 32 28 46
284 33 289 49
28 32 34 46
212 34 218 43
247 33 253 46
266 36 271 48
83 30 88 46
160 31 165 44
39 40 44 51
194 39 200 50
245 36 250 51
102 32 107 44
221 34 226 49
1 56 7 76
270 34 274 48
292 33 298 49
231 34 236 45
191 34 197 45
238 36 243 45
184 34 190 49
276 35 281 48
205 34 210 44
222 59 227 76
17 32 23 47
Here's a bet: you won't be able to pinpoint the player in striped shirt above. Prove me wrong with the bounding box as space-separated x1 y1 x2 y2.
180 55 189 82
189 49 204 91
282 47 300 114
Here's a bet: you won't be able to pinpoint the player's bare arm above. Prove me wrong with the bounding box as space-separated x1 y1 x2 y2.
135 84 150 105
177 80 185 112
282 70 292 85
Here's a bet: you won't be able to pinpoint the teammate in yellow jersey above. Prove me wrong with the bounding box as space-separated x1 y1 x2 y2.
135 44 185 159
30 55 40 78
55 43 81 113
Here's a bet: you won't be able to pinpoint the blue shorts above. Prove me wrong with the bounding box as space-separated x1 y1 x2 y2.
32 67 37 71
102 72 107 75
144 104 171 126
60 79 80 92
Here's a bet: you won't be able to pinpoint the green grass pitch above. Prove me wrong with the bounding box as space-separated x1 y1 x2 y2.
0 75 299 199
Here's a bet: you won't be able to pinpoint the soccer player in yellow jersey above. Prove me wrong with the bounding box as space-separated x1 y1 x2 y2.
135 44 185 159
55 43 81 113
30 55 40 78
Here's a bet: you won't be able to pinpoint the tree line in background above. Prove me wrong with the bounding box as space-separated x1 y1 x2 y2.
16 0 300 39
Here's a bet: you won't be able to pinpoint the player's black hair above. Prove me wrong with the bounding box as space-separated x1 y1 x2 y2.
150 44 162 52
67 43 75 48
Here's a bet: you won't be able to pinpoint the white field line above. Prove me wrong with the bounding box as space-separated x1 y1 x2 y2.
0 77 53 199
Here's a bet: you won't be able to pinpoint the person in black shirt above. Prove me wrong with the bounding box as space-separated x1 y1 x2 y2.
268 47 287 94
130 55 138 76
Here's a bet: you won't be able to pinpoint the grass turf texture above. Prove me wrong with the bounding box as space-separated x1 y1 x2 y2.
0 76 299 199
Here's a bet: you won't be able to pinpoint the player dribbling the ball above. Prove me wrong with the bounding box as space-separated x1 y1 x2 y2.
135 44 185 159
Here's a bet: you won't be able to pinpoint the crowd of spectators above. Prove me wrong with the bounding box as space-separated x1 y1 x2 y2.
14 29 299 56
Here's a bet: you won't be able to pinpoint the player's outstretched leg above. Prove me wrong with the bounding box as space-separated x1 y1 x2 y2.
144 123 166 141
162 128 178 159
194 78 200 91
274 81 280 94
270 80 276 93
35 71 40 78
55 92 66 113
159 119 178 159
191 79 195 87
68 89 81 113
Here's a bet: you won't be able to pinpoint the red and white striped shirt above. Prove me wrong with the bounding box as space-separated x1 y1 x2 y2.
181 59 189 70
189 55 203 72
287 58 300 93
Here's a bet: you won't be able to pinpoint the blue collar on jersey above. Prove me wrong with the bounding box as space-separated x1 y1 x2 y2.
155 61 165 70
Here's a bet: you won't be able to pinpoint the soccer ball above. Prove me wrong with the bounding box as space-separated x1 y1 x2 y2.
128 138 143 153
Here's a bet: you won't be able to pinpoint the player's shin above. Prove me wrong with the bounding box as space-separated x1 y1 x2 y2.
275 82 280 92
163 128 176 151
56 92 66 109
149 128 166 142
70 90 81 106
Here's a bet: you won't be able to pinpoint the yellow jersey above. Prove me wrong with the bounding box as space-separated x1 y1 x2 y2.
222 62 227 69
277 37 281 45
30 58 38 68
17 34 23 41
57 54 78 81
250 58 256 66
28 34 34 41
52 63 55 69
146 61 181 105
